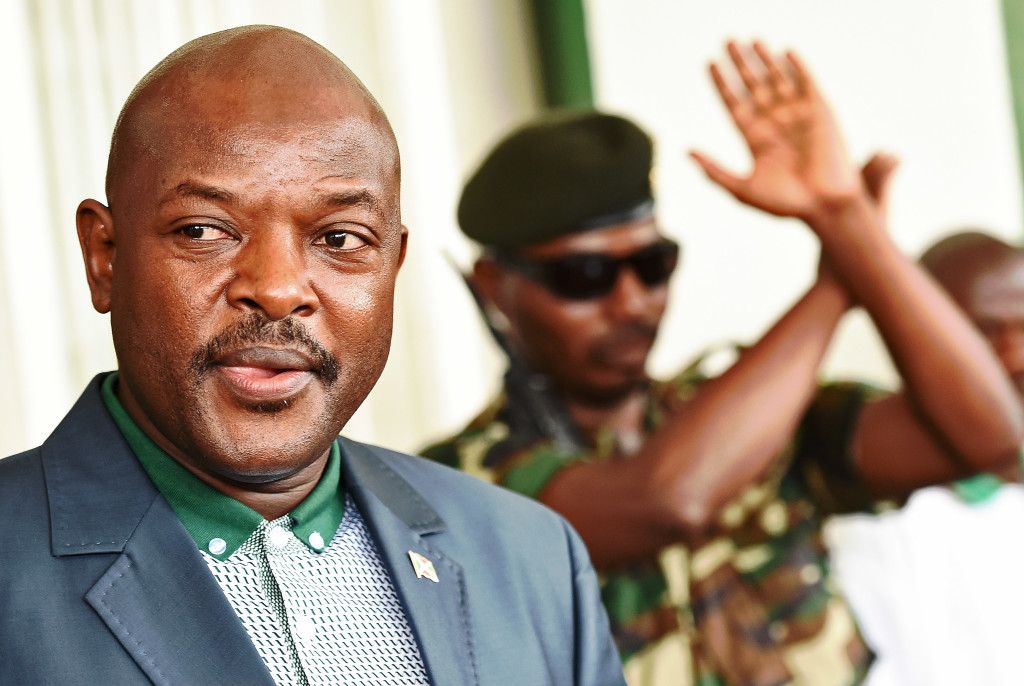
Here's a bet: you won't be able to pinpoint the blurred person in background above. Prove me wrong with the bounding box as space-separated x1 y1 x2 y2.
828 230 1024 686
423 42 1024 685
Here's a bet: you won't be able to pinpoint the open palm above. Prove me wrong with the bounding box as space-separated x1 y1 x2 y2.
692 42 859 219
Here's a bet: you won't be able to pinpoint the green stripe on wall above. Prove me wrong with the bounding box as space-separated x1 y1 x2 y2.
530 0 594 108
1004 0 1024 215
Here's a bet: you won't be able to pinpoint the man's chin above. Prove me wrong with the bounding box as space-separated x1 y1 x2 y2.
185 385 339 457
570 375 649 408
212 458 318 486
187 424 336 486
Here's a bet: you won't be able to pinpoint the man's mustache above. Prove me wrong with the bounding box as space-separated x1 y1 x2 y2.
188 313 340 385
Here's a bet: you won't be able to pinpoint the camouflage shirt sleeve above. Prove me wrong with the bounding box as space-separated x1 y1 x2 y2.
792 380 890 515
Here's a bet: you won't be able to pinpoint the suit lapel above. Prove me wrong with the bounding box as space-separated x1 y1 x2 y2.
340 438 478 686
84 497 275 686
44 376 275 686
46 379 478 684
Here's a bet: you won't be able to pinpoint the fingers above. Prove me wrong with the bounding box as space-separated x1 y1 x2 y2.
710 63 747 129
752 42 784 85
753 42 794 100
784 50 819 99
727 42 768 105
717 40 796 111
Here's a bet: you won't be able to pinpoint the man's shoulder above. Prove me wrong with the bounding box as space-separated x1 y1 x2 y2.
0 447 46 501
0 447 64 574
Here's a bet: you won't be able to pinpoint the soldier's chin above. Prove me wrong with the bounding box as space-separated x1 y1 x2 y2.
575 375 648 407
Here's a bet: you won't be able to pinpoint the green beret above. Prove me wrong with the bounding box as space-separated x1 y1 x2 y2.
458 110 654 249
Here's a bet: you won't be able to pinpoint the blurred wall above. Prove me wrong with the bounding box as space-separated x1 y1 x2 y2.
1 0 1021 458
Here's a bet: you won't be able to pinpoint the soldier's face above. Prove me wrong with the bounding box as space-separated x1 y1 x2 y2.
491 217 671 404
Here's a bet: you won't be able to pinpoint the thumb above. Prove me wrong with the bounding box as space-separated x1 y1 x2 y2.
860 152 899 208
690 151 747 198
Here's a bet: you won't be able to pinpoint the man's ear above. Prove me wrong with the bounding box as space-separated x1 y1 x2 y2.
76 199 116 314
396 225 409 269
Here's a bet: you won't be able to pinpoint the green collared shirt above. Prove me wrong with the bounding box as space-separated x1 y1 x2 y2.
100 372 345 560
99 372 428 686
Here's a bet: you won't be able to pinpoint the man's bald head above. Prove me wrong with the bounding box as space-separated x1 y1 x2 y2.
921 231 1023 306
922 230 1024 395
105 25 398 208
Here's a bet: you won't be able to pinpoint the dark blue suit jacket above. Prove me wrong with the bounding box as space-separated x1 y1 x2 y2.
0 377 625 685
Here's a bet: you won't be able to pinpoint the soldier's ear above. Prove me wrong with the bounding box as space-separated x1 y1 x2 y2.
471 257 502 305
472 257 515 328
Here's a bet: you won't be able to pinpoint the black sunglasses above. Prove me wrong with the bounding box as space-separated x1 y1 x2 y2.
494 239 680 301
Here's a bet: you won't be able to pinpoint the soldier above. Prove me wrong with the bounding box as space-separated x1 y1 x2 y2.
423 42 1024 685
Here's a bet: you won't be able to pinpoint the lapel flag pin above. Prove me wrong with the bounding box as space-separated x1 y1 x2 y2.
408 551 439 583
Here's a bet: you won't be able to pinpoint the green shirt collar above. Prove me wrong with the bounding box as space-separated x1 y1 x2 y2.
953 471 1009 505
100 372 345 560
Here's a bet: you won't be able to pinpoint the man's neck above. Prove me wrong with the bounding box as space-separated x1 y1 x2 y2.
564 388 649 456
115 378 329 521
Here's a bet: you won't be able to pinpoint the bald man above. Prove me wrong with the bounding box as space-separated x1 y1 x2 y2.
923 232 1024 400
827 231 1024 686
0 26 624 686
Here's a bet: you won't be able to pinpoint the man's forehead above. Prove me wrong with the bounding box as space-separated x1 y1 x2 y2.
131 66 383 142
967 261 1024 311
107 27 398 205
111 92 398 212
171 117 390 162
124 116 396 199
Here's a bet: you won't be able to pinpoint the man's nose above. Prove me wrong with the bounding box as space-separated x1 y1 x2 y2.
226 229 319 320
604 267 658 319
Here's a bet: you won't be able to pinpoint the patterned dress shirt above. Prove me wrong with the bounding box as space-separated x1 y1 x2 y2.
101 373 429 686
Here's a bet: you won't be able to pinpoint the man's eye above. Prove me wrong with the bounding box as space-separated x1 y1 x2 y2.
320 231 368 249
180 225 227 240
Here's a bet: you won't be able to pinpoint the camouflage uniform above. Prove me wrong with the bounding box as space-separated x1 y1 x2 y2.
423 358 882 686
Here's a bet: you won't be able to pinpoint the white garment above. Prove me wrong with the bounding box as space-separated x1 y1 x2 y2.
825 484 1024 686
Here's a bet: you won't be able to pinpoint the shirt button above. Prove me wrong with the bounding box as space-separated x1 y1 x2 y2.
208 538 227 555
294 614 317 641
309 531 325 550
269 527 291 549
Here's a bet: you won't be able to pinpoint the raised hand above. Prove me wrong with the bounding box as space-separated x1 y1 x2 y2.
691 41 861 220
